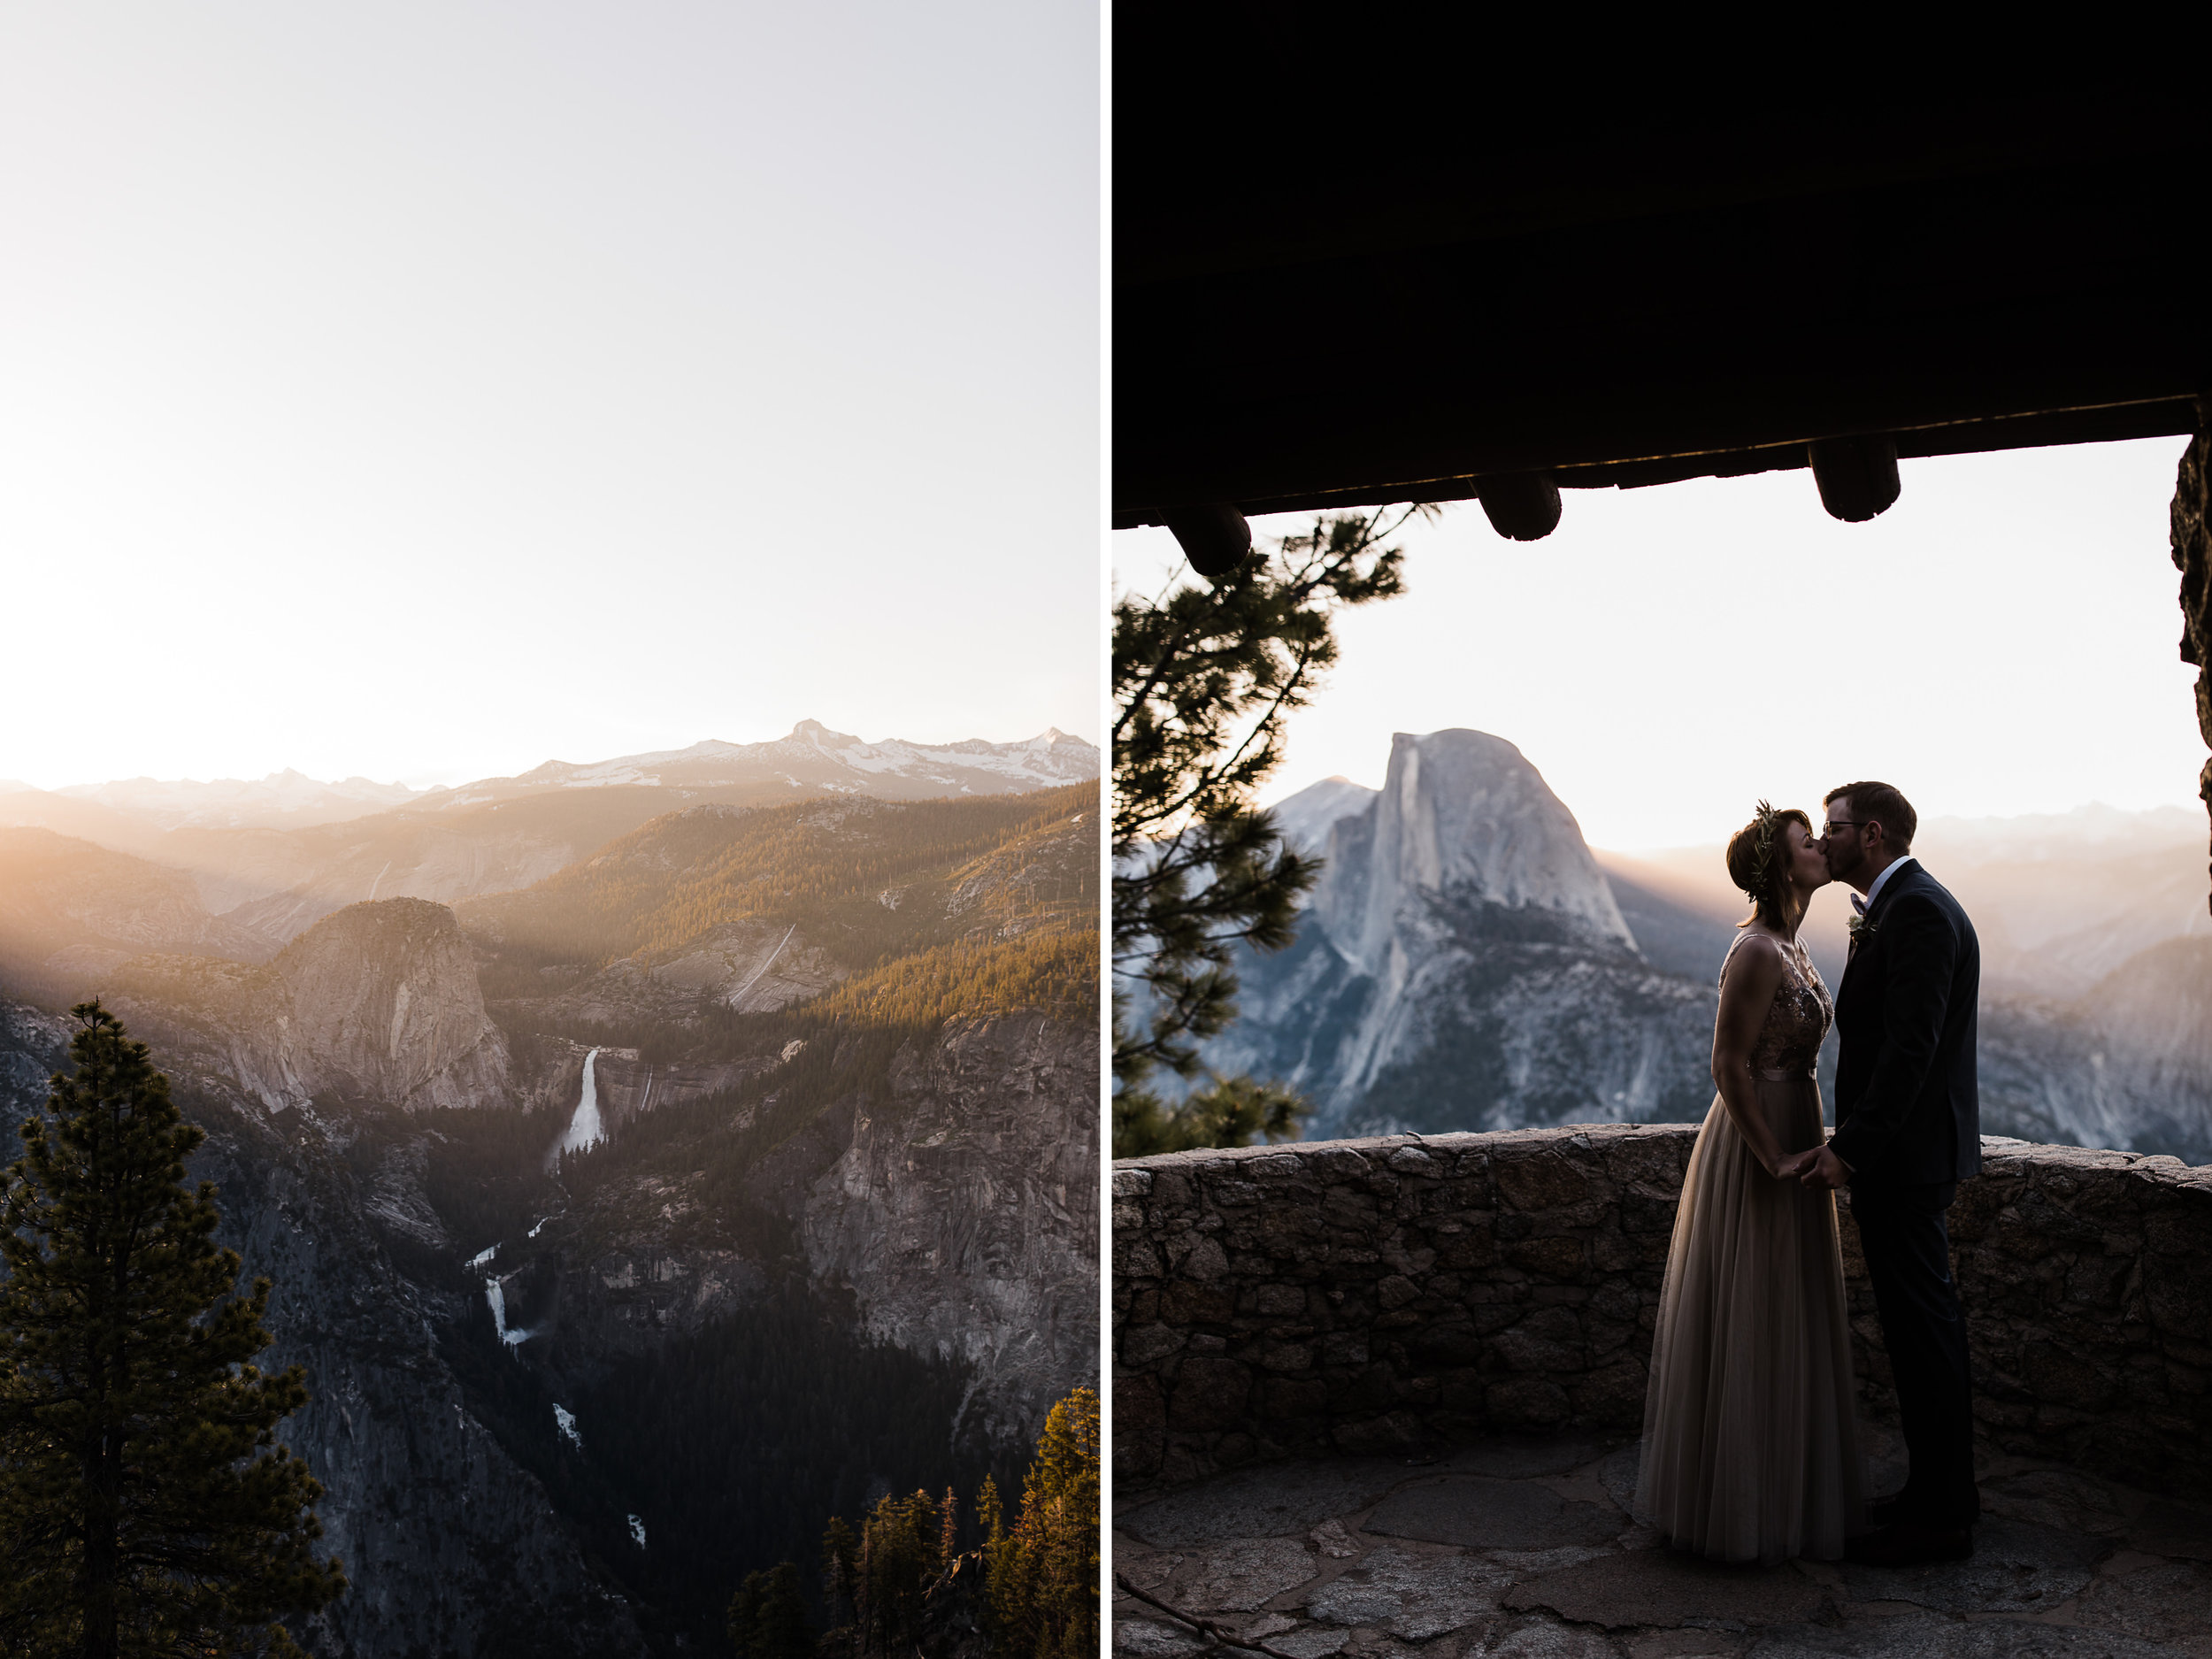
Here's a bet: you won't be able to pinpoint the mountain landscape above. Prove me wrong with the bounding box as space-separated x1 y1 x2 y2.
0 732 1100 1656
1193 729 2212 1162
0 722 1097 948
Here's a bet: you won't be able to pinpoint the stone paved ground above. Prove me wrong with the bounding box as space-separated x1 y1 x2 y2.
1112 1432 2212 1658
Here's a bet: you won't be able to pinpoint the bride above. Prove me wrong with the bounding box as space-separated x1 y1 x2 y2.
1634 803 1863 1563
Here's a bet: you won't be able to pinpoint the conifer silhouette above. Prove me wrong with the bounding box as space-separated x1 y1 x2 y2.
0 1002 345 1657
726 1559 811 1659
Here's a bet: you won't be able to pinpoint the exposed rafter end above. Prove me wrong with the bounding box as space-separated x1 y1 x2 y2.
1162 503 1253 581
1809 435 1901 522
1475 472 1562 541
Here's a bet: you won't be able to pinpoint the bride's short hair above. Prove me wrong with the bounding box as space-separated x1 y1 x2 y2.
1727 804 1810 930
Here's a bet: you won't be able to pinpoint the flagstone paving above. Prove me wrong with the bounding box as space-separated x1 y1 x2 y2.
1113 1434 2212 1658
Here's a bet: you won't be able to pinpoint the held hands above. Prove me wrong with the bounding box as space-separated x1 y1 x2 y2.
1795 1146 1850 1191
1770 1146 1850 1187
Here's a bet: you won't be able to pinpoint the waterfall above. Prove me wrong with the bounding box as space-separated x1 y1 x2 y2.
560 1048 605 1155
485 1276 529 1347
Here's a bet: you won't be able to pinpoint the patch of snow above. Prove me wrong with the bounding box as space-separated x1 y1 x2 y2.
627 1515 647 1548
554 1404 581 1448
528 1215 552 1239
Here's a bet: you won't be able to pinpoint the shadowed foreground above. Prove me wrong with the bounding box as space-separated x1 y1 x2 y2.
1113 1429 2212 1658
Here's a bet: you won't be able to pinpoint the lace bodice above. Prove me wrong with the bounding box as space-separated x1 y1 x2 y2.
1724 932 1832 1078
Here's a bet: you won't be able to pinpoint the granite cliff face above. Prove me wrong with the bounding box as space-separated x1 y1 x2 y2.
269 899 511 1110
1310 730 1633 972
799 1015 1099 1446
102 898 510 1116
1203 731 1714 1137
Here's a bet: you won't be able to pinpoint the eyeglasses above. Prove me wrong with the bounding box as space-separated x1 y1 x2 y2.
1820 820 1863 838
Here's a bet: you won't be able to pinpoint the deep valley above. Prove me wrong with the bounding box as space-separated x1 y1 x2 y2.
0 743 1099 1657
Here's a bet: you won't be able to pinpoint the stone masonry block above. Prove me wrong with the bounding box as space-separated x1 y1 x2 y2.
1167 1356 1252 1431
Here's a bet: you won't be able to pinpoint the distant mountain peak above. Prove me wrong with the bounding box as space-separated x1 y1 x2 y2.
786 719 862 748
1314 727 1632 972
1188 725 1708 1138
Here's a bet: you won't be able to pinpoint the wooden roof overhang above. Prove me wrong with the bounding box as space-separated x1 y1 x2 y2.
1113 31 2212 535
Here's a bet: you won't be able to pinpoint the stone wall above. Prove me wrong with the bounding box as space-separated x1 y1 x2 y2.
1111 1125 2212 1496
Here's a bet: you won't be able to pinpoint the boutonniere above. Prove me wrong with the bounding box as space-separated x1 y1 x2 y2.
1847 911 1878 945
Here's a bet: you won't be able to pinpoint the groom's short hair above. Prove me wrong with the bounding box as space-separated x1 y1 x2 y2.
1824 781 1916 850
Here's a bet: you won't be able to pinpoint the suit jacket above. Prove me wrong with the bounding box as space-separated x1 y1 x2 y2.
1829 859 1982 1187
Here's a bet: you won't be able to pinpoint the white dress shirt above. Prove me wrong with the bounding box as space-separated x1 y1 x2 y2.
1860 852 1916 912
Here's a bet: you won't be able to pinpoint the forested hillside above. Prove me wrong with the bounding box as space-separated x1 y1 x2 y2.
469 783 1096 1050
0 778 1099 1656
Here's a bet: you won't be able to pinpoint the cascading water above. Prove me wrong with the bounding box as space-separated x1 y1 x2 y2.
559 1047 605 1155
485 1275 529 1347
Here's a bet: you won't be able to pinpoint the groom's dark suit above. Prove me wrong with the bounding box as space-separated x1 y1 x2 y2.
1830 857 1981 1528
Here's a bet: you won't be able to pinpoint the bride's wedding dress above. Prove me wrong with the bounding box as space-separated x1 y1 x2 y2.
1635 931 1864 1563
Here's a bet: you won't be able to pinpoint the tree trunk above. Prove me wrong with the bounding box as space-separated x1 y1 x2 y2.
80 1427 121 1659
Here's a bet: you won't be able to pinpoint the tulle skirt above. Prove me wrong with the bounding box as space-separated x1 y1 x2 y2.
1635 1075 1864 1563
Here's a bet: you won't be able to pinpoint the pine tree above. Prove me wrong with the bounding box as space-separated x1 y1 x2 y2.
856 1488 940 1650
974 1475 1004 1550
1114 509 1426 1152
726 1561 811 1659
820 1514 858 1631
0 1002 345 1658
984 1387 1099 1659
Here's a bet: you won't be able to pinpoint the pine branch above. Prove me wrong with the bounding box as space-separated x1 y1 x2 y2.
1113 1574 1309 1659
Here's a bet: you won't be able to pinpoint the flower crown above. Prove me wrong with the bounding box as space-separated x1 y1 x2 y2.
1736 799 1783 904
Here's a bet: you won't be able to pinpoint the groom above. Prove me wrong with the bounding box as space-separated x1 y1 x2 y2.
1784 781 1982 1566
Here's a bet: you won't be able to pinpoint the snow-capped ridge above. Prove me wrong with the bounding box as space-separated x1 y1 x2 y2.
472 723 1097 802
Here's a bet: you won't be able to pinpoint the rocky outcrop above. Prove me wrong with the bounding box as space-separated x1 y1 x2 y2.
1204 732 1715 1137
799 1015 1100 1448
1312 731 1632 968
1113 1126 2212 1503
269 900 510 1110
96 899 510 1117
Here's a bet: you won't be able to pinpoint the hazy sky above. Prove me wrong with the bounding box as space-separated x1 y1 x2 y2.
1115 437 2206 851
1 4 1097 791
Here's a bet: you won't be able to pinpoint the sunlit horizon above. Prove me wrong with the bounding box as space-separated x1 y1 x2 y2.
0 716 1095 797
1117 437 2205 852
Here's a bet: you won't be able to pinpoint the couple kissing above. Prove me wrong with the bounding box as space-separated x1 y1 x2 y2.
1634 782 1982 1569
